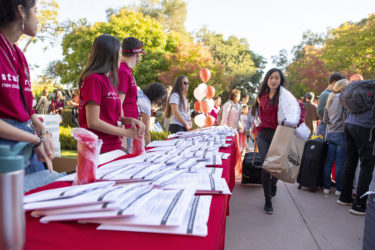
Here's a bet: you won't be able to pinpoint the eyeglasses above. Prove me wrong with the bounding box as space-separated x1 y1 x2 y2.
183 81 190 86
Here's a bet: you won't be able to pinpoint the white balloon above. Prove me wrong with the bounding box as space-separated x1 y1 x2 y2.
194 114 206 128
207 98 214 111
198 83 208 97
194 87 205 102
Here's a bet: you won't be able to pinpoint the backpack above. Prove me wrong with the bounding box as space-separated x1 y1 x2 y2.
339 80 375 114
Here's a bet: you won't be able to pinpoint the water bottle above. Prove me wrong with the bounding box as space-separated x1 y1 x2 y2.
0 142 32 250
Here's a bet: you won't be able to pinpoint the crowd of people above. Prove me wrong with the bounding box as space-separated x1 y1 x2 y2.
0 0 374 219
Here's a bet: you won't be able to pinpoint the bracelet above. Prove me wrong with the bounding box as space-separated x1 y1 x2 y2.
39 130 49 136
33 136 44 148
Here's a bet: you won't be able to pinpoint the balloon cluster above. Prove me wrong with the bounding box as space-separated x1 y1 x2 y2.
193 68 216 128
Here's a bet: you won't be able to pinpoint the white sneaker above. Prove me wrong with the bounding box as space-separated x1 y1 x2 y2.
323 189 330 195
335 190 341 196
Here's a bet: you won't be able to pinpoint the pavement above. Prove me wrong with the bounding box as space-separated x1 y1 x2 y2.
225 180 365 250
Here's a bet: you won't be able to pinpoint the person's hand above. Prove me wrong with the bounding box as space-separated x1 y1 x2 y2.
33 138 54 173
121 117 145 136
42 133 55 160
185 122 192 131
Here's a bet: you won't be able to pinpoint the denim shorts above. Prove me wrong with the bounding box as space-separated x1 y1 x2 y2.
0 118 45 174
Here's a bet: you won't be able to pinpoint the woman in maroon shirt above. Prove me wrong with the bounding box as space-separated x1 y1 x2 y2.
255 68 285 214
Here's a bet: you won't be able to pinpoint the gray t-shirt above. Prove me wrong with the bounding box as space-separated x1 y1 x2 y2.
323 94 345 133
169 92 190 127
137 89 151 116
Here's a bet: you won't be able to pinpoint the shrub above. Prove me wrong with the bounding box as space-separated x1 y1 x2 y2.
150 131 170 141
59 126 77 150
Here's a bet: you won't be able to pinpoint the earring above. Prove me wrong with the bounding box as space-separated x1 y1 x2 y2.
21 21 24 32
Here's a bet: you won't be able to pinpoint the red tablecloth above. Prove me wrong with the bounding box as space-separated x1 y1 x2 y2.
25 136 238 250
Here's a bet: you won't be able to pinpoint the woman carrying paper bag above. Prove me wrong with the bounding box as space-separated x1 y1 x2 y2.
253 68 306 215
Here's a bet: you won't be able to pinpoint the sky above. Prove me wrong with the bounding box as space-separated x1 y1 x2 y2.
26 0 375 80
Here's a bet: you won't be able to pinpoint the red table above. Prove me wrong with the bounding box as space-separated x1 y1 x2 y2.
25 136 239 250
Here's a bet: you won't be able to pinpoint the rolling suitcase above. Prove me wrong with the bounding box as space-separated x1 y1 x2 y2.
297 139 327 192
241 151 262 184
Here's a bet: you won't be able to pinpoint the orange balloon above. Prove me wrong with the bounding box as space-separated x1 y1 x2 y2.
205 115 215 127
199 68 211 83
194 101 202 113
206 86 215 99
201 100 210 114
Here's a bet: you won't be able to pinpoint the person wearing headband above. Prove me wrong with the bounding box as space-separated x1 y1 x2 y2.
118 37 146 151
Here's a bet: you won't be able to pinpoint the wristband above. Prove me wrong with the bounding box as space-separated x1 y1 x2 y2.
33 136 44 148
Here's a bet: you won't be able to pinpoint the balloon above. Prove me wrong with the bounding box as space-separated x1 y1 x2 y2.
197 83 208 97
201 100 212 114
206 86 215 99
194 114 206 128
194 87 205 102
207 98 214 110
194 101 202 113
205 115 215 127
349 74 363 82
199 68 211 83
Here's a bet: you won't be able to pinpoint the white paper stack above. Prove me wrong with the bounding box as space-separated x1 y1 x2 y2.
97 195 212 237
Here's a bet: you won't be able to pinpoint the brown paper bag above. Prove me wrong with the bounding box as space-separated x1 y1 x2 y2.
262 125 305 183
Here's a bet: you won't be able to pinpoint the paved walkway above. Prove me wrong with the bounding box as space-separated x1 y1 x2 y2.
225 180 365 250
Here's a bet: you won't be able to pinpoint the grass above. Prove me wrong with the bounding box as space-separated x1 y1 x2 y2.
61 150 77 159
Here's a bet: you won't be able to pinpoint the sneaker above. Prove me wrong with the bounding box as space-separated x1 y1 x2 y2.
336 199 353 206
349 204 366 216
335 190 341 196
271 184 277 197
323 189 330 195
264 201 273 214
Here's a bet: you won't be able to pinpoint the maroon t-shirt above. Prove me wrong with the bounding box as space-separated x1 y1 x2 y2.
0 32 35 122
258 92 278 131
79 73 121 153
117 62 138 120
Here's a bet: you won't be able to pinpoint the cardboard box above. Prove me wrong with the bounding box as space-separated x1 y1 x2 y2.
52 157 77 174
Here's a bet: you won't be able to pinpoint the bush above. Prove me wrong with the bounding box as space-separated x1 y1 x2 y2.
60 126 77 150
61 108 74 127
150 131 170 141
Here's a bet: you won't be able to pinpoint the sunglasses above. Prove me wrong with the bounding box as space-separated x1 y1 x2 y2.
183 81 190 86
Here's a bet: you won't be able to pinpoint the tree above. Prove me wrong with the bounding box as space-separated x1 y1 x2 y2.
321 14 375 79
286 45 330 96
20 0 61 53
195 27 265 103
271 49 289 71
126 0 187 34
158 39 231 100
54 10 180 87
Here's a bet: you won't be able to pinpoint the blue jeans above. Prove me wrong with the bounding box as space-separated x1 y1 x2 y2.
0 119 66 192
323 132 346 191
316 123 327 139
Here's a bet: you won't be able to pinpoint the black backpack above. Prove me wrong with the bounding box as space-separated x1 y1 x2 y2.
339 80 375 124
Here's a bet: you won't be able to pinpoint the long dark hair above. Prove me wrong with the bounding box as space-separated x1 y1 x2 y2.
0 0 36 27
164 75 188 118
256 68 285 105
79 34 121 88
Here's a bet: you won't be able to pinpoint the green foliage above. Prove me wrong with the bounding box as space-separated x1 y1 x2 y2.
321 14 375 79
59 126 77 150
61 108 74 127
157 38 231 100
150 131 170 141
54 10 178 87
195 28 265 103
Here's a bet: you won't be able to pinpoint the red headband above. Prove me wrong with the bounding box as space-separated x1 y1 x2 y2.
122 45 146 55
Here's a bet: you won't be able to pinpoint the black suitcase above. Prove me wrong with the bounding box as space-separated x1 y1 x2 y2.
241 152 262 184
297 139 327 192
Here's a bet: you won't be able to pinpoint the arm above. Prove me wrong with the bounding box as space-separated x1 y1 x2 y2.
119 92 126 117
85 101 138 138
0 118 54 172
171 104 191 130
140 112 151 145
323 108 329 125
220 102 230 126
317 93 327 120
